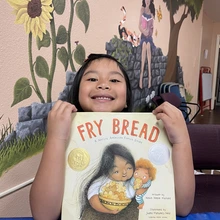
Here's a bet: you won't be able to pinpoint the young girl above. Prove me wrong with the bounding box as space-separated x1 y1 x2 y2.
81 143 135 216
139 0 156 89
30 53 195 219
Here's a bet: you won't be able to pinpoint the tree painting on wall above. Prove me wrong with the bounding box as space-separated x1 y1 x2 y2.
162 0 204 83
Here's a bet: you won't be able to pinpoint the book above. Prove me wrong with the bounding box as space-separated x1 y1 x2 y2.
141 15 153 30
62 112 176 220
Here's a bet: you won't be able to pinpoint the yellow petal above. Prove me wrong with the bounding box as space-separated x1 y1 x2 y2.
35 17 44 33
38 17 46 33
30 19 37 37
35 23 44 40
42 5 54 13
34 25 39 38
25 17 31 34
41 0 53 6
42 7 53 19
15 8 28 24
7 0 28 10
40 10 51 22
38 30 44 41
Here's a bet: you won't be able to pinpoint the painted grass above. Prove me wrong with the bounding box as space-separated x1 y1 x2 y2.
0 132 46 177
0 115 13 146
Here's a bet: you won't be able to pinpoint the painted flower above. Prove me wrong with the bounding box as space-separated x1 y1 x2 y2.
7 0 54 40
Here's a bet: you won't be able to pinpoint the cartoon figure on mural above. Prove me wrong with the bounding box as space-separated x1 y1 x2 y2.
139 0 156 89
80 144 136 217
118 6 140 47
132 158 156 209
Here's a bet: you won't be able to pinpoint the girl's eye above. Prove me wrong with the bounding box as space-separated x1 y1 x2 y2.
87 78 97 82
110 79 120 83
114 171 119 174
143 176 146 179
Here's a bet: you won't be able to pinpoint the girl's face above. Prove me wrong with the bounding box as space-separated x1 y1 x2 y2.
79 58 127 112
109 156 134 182
145 0 151 7
134 168 151 183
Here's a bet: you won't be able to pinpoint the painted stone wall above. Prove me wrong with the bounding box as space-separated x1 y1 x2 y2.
106 38 184 111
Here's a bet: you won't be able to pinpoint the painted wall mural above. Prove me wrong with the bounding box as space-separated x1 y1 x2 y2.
162 0 203 82
7 0 89 107
1 0 204 179
0 0 204 216
1 0 90 176
106 0 203 112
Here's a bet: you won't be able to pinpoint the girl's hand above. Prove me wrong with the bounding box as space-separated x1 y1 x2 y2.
47 100 77 142
143 29 150 37
153 102 189 145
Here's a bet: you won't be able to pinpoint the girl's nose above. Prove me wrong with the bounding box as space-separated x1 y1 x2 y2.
97 82 110 90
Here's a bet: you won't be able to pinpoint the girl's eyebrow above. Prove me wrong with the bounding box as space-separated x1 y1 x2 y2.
83 70 125 78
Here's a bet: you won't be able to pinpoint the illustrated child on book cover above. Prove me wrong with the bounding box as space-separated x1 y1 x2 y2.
80 143 136 216
132 158 157 209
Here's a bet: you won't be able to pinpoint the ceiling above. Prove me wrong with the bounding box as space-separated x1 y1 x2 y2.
203 0 220 22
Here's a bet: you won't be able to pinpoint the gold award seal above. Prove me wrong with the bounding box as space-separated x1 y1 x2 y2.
68 148 90 171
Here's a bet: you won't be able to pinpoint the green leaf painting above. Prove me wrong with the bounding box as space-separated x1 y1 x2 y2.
74 44 86 65
11 78 32 107
76 0 90 32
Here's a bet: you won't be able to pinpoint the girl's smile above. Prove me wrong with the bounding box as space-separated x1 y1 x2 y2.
79 58 127 112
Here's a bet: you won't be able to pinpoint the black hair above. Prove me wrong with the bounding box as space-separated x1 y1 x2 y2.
89 143 135 181
80 143 135 217
118 25 128 39
68 53 132 112
142 0 155 18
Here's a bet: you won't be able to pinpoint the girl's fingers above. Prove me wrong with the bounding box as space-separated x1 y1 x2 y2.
50 100 77 116
153 101 188 145
51 100 63 111
153 102 177 116
47 101 77 141
153 102 182 123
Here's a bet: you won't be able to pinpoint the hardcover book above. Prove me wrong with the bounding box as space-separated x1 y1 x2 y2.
141 15 153 30
62 112 176 220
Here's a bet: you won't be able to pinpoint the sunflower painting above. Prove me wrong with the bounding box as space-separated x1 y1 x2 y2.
7 0 54 40
6 0 90 107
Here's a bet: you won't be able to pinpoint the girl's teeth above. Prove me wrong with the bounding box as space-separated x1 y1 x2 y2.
96 97 111 100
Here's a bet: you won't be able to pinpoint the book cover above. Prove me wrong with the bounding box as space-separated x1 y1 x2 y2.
62 112 176 220
141 15 153 30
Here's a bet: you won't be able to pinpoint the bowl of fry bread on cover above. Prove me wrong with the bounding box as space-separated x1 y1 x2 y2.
99 181 131 211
